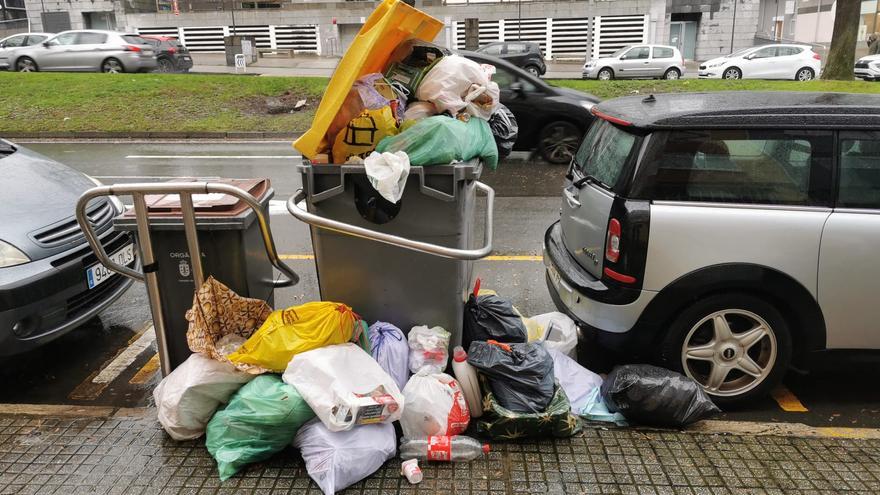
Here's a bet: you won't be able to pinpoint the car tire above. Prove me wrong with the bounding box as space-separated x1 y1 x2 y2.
102 58 124 74
658 293 792 406
16 57 37 72
722 67 742 80
524 64 541 77
157 57 174 73
663 68 681 80
795 67 815 81
538 121 582 165
597 67 614 80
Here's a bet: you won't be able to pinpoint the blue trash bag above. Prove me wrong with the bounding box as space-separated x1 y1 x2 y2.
368 321 410 392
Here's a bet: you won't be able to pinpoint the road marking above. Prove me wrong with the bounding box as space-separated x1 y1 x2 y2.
689 420 880 440
279 254 544 261
125 155 300 160
281 254 316 260
68 324 156 401
771 385 809 412
129 353 161 385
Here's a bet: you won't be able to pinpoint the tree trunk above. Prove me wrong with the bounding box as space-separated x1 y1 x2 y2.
821 0 861 80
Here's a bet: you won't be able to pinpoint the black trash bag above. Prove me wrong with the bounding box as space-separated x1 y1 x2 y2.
462 291 527 351
600 364 721 428
467 341 554 413
488 104 518 160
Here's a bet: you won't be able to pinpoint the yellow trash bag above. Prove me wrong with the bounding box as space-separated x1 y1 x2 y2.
332 106 399 163
294 0 443 160
227 302 360 373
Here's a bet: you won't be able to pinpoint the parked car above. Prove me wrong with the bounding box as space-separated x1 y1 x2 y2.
582 44 684 80
476 41 547 77
0 32 52 70
12 30 157 73
544 91 880 404
141 35 193 73
854 54 880 81
0 140 135 356
462 50 599 164
698 44 820 80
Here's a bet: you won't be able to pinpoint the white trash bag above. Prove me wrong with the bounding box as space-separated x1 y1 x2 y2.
283 343 404 432
547 347 603 414
153 353 254 441
416 55 500 120
293 418 396 495
400 371 470 438
408 325 450 374
364 151 411 204
533 312 578 359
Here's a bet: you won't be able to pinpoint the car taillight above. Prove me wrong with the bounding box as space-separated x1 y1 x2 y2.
605 218 621 263
813 52 821 60
124 45 142 52
168 47 177 54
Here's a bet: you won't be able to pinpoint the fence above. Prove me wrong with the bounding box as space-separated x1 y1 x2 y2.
136 24 319 53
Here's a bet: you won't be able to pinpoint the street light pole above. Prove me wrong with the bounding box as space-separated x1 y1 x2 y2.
730 0 738 52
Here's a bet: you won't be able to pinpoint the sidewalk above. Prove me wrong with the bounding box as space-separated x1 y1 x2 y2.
2 406 879 494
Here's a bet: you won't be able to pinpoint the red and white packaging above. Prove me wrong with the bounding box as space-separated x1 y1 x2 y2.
400 371 470 438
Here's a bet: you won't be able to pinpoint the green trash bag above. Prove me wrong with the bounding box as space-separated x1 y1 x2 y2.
476 378 582 440
206 374 315 481
376 115 499 170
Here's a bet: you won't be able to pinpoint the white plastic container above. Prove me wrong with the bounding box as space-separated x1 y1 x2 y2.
451 346 482 419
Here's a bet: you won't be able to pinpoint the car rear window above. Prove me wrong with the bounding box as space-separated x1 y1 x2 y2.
573 119 639 192
631 129 833 205
122 35 148 44
839 131 880 209
653 47 674 59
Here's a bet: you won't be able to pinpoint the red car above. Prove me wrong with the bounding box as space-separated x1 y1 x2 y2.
141 35 193 73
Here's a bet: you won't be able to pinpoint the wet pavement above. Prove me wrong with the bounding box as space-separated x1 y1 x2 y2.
3 140 880 431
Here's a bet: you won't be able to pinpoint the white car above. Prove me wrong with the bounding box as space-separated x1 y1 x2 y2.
699 44 821 81
854 54 880 81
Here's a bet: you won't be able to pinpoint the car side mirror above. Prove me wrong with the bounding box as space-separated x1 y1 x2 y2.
510 81 526 98
43 41 51 48
744 54 754 60
619 55 627 60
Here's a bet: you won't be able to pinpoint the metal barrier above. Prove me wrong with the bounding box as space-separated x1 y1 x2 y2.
75 182 298 376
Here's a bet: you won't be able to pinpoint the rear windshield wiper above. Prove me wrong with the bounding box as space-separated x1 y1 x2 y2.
573 175 610 190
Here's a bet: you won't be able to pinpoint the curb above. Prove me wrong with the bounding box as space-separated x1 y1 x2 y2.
0 131 302 140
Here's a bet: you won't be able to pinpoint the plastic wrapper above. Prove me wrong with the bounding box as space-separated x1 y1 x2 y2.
185 276 272 373
580 388 628 426
403 101 438 122
205 375 315 481
293 419 396 495
416 55 500 120
476 380 581 440
400 371 470 438
376 115 499 169
368 321 410 392
546 348 602 414
227 302 359 373
282 343 404 432
601 364 721 427
466 341 555 413
462 291 527 351
364 151 410 203
154 353 254 441
332 106 399 163
408 325 450 374
488 104 518 160
533 312 578 359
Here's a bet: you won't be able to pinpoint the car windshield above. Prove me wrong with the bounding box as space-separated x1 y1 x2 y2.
610 46 631 58
573 119 638 191
727 47 753 58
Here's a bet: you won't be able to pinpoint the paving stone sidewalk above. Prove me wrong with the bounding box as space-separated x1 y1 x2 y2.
1 410 879 495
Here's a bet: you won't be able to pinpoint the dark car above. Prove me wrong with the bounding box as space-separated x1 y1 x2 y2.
462 50 598 164
0 140 135 356
476 41 547 77
142 35 193 72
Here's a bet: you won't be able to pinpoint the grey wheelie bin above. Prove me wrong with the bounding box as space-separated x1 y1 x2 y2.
287 162 494 348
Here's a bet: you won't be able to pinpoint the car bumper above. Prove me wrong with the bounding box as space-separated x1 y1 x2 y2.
855 68 880 80
698 70 722 78
175 55 194 70
119 53 158 70
0 230 136 356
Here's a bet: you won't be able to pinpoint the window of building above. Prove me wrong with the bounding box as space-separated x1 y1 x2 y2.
653 47 674 59
839 132 880 209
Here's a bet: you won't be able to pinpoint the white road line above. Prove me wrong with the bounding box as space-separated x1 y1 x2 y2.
91 327 156 384
125 155 300 160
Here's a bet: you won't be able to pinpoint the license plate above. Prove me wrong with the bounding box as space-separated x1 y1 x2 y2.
86 244 135 289
182 56 191 61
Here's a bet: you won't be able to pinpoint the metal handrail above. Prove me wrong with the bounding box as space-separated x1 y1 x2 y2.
287 181 495 260
75 181 298 376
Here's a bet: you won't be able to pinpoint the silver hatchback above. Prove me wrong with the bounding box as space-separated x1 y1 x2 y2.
583 44 685 80
12 30 157 73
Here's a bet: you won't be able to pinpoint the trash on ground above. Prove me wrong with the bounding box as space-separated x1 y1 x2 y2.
205 375 315 481
293 418 396 495
407 324 450 374
401 458 423 484
547 347 602 414
532 312 578 359
451 346 483 419
368 321 410 392
477 377 581 439
467 340 555 413
580 387 628 426
462 282 528 350
364 151 411 204
400 370 469 437
283 342 404 431
399 435 489 462
601 364 721 428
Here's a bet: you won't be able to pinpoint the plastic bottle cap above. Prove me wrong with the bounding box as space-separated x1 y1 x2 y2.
453 346 467 362
482 444 491 454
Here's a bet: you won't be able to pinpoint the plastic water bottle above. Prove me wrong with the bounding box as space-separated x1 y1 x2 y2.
400 435 490 462
451 346 483 418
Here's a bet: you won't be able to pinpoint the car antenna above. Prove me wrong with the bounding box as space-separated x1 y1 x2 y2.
643 94 656 103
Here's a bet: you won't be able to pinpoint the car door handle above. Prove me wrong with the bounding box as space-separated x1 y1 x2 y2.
643 61 650 64
563 187 581 208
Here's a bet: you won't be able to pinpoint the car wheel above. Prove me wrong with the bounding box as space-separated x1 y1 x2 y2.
538 121 582 164
16 57 37 72
597 67 614 80
157 58 174 73
795 67 815 81
102 58 124 74
722 67 742 80
659 293 792 406
663 68 681 80
525 65 541 77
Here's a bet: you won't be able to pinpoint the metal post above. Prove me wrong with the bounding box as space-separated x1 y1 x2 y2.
230 0 237 35
730 0 738 52
179 193 205 289
132 193 173 377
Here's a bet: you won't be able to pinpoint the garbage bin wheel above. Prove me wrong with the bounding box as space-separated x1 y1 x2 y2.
658 292 792 406
538 121 582 164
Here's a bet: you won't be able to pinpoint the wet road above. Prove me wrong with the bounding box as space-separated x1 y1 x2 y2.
3 140 880 430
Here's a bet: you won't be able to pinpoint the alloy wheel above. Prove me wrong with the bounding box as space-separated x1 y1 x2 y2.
797 68 814 81
158 58 174 73
539 122 581 164
664 69 681 80
723 68 741 79
598 69 613 81
526 65 540 77
103 60 123 73
17 59 35 72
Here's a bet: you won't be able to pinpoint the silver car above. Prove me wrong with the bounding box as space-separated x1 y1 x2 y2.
0 32 52 70
583 44 685 80
12 30 157 73
545 91 880 405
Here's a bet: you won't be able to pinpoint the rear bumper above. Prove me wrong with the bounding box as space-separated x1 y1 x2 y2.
174 55 194 70
119 53 158 71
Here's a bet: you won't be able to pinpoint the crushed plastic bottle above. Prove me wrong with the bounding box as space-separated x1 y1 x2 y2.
399 435 489 462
